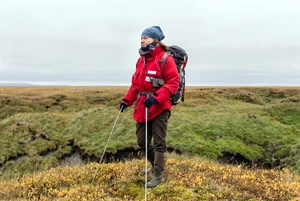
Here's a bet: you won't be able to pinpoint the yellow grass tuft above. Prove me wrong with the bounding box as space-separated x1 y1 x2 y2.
0 154 299 201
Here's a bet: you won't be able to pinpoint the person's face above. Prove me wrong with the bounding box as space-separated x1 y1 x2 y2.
141 35 154 47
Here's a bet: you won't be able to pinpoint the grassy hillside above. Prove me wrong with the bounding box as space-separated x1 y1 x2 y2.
0 86 300 179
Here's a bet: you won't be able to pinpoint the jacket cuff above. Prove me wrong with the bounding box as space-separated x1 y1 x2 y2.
122 98 129 105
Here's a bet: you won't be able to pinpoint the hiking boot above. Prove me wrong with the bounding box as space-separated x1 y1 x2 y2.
141 168 153 174
141 149 155 174
146 151 167 188
146 167 163 188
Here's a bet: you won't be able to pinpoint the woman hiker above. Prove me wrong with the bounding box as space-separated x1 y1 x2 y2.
119 26 179 188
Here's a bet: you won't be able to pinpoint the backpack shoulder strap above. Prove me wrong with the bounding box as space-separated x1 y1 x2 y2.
159 51 170 79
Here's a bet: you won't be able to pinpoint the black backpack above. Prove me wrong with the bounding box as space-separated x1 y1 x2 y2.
160 45 188 105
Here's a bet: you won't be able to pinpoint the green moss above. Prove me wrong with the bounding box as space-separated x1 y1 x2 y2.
118 182 141 198
151 185 196 200
1 86 300 178
25 139 57 156
40 156 59 170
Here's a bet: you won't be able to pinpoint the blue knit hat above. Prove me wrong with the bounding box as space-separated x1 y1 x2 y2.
141 26 165 41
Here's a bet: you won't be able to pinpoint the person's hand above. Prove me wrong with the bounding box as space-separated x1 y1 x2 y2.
143 96 158 109
120 102 128 112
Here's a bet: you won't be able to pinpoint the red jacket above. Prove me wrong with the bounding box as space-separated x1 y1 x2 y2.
123 45 179 122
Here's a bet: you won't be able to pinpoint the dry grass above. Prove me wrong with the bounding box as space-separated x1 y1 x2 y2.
0 154 300 201
1 86 300 200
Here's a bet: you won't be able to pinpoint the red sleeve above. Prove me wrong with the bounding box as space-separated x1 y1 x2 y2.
154 55 179 104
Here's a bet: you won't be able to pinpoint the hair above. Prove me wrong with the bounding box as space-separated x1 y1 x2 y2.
154 40 170 51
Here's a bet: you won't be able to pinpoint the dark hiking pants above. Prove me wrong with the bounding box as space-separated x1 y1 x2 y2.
136 109 170 154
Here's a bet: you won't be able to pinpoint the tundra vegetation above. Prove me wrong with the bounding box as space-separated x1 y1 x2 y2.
0 86 300 200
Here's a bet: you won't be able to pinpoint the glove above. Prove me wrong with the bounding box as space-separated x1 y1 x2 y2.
120 102 128 112
143 96 158 109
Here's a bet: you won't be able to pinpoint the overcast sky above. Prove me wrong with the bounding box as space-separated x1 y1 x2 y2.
0 0 299 86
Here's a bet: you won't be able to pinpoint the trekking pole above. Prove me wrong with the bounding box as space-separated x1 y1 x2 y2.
92 107 122 184
144 107 148 201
